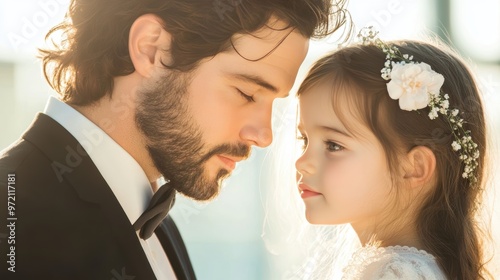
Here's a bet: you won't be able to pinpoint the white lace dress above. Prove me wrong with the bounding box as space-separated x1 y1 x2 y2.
341 246 447 280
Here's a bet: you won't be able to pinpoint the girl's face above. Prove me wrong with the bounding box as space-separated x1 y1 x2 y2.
296 83 395 231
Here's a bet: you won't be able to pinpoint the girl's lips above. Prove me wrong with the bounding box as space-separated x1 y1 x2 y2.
301 189 321 198
298 183 321 199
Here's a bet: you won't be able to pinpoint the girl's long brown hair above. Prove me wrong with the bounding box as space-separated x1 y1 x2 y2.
298 40 490 279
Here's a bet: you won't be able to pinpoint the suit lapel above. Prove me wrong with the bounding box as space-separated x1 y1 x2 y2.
23 113 157 279
156 215 197 280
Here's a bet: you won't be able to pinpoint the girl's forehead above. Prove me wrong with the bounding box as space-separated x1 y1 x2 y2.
298 85 337 124
298 88 353 137
298 83 375 142
298 82 351 122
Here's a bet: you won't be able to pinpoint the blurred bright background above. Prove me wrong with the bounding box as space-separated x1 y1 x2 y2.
1 0 499 279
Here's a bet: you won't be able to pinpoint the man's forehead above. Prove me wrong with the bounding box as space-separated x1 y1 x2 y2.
208 18 308 97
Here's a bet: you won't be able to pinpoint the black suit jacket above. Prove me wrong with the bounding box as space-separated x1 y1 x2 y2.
0 113 196 280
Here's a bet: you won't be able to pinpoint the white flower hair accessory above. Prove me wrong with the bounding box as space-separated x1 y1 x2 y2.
358 27 479 184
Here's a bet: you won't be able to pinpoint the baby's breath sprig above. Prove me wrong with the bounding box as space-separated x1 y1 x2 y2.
428 94 479 181
357 27 414 80
357 26 479 184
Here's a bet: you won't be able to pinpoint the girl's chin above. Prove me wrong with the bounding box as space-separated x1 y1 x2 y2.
304 209 353 225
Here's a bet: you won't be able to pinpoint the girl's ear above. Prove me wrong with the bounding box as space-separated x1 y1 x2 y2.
402 146 437 188
128 14 172 78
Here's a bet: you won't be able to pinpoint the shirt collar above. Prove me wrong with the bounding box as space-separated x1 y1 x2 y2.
44 96 153 224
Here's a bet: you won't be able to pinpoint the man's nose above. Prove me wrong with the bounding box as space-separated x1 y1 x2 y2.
239 105 273 148
240 126 273 148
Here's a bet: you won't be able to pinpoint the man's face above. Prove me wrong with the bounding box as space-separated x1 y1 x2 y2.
136 22 309 201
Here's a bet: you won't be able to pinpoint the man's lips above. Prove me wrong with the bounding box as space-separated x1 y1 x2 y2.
298 183 321 199
217 155 239 170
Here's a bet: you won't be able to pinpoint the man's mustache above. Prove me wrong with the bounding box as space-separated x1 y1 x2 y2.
198 143 251 165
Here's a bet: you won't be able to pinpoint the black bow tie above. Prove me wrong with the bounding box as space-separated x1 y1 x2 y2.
133 182 176 239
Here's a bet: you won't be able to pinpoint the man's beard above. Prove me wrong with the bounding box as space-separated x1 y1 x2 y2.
135 71 250 201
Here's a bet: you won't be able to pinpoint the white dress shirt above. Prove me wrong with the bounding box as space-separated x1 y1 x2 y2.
44 97 177 280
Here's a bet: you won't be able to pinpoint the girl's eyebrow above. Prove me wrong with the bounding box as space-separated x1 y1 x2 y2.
297 124 352 138
319 125 352 138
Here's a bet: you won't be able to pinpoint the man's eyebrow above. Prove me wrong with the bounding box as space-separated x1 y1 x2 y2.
319 125 352 138
227 73 280 94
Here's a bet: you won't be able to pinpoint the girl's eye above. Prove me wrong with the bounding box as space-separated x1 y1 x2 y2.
237 89 255 102
297 135 308 150
324 140 344 152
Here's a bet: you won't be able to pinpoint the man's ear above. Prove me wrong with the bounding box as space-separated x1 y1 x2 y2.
129 14 172 78
402 146 437 188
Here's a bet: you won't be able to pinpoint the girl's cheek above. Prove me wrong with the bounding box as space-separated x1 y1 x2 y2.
321 156 363 197
323 155 352 177
321 159 345 189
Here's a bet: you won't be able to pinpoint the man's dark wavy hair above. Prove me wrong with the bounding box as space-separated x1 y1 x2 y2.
40 0 351 105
